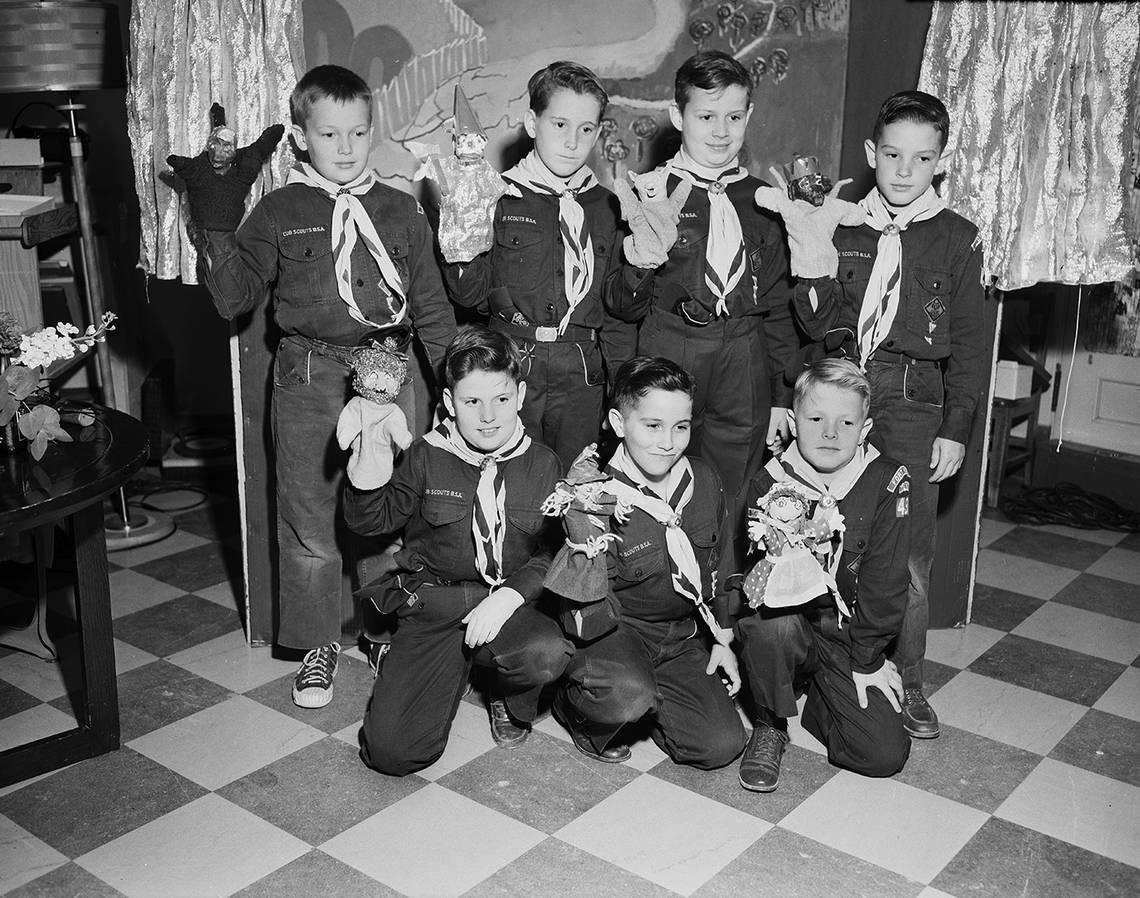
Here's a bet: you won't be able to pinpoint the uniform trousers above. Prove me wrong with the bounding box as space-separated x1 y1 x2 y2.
360 583 573 777
736 606 910 777
559 616 746 769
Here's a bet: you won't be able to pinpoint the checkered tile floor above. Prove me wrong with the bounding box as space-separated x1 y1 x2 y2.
2 482 1139 897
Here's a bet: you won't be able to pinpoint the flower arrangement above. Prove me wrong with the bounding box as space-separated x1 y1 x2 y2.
0 310 117 459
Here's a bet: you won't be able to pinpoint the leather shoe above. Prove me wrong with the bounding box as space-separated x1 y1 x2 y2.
489 698 530 748
901 688 940 739
739 724 788 792
551 692 630 763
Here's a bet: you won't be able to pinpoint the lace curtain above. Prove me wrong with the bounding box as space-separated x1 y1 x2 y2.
127 0 304 283
919 2 1139 291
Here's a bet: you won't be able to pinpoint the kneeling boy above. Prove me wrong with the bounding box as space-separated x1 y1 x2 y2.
736 359 911 792
344 327 573 776
551 357 746 768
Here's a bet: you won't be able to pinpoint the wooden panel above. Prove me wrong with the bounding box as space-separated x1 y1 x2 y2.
0 240 41 329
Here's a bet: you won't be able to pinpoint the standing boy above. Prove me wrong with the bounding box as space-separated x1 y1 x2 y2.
549 357 746 768
182 65 456 708
736 360 912 791
344 327 573 775
758 91 985 738
446 61 636 467
605 51 801 503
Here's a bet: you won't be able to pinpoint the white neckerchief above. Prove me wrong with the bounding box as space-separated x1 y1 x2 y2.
423 418 531 588
606 446 730 646
286 163 408 328
668 149 749 317
856 186 946 367
765 441 880 616
502 151 597 335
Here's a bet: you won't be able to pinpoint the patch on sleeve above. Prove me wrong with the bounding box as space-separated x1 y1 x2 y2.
896 496 909 518
886 465 909 493
897 479 909 494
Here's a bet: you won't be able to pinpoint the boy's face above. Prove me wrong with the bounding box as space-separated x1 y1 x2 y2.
669 85 753 170
443 369 526 454
292 96 373 185
789 384 873 476
608 388 692 485
864 120 948 210
524 88 602 178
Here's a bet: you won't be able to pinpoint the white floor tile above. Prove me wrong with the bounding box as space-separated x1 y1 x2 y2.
0 650 67 702
978 518 1017 548
113 639 158 676
1086 548 1140 586
75 793 308 898
996 758 1140 868
126 694 324 789
779 771 988 883
975 550 1080 599
917 888 960 898
194 579 243 612
622 733 670 772
106 529 209 568
108 569 184 618
787 693 827 756
932 671 1086 755
165 630 295 693
926 624 1006 669
0 705 74 753
416 700 496 782
321 783 544 897
555 774 770 896
1012 602 1140 665
1093 667 1140 723
0 812 66 895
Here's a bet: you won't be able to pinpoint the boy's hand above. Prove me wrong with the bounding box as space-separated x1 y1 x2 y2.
929 437 966 483
754 168 865 279
336 398 412 490
462 587 525 647
167 123 285 232
766 406 790 455
706 643 741 697
853 659 903 711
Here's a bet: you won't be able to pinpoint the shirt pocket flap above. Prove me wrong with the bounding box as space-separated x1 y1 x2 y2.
378 234 409 261
912 267 951 296
497 227 543 250
838 257 873 285
688 520 720 548
506 506 543 534
280 235 332 262
615 542 667 582
422 496 467 527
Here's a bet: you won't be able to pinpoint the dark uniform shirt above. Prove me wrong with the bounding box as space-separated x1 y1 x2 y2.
605 171 799 405
741 454 912 674
449 183 637 377
205 182 455 363
343 436 563 602
794 210 986 443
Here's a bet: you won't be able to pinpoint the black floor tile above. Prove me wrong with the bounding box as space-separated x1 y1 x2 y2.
130 541 240 595
1048 708 1140 787
1051 573 1140 624
5 862 127 898
112 594 242 657
987 528 1109 572
970 583 1046 632
968 634 1125 706
232 849 403 898
112 659 233 742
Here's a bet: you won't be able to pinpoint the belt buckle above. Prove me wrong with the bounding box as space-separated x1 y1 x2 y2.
534 326 559 343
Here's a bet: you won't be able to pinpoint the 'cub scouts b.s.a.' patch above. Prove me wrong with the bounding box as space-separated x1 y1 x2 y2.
924 298 946 322
896 496 909 518
750 248 764 272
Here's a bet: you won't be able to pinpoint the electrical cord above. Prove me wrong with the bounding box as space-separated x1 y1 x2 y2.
999 482 1140 532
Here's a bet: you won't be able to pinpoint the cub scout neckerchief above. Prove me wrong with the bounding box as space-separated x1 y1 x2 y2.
424 418 531 589
855 186 946 368
765 441 881 618
668 149 749 317
606 446 731 646
286 163 408 328
502 151 597 336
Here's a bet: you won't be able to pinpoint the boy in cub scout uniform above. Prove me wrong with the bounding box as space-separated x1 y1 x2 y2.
444 62 636 468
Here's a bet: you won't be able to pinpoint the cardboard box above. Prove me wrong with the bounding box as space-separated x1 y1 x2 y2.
994 361 1033 399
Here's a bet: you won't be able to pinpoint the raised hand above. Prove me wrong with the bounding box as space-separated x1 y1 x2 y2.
613 171 692 269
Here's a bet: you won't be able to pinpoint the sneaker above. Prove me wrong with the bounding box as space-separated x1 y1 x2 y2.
291 643 340 709
901 688 940 739
489 698 530 748
739 724 789 792
367 641 390 679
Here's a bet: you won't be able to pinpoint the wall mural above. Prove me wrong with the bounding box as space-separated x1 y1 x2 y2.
302 0 850 191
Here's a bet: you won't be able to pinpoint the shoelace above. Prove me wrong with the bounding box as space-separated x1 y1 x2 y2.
490 699 515 725
903 688 929 707
745 726 786 762
296 643 339 688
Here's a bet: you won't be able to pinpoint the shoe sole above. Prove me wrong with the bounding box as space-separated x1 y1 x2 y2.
904 726 941 739
491 732 530 749
738 773 779 793
550 696 630 763
292 688 333 709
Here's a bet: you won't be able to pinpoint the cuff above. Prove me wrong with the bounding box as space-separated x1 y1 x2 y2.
937 405 974 445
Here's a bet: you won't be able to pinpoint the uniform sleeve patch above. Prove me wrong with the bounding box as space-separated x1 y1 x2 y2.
887 465 909 493
896 496 909 518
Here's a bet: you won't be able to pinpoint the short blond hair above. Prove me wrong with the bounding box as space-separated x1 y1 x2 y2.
793 358 871 418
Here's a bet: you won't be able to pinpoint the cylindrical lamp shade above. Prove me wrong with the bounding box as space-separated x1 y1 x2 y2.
0 1 125 92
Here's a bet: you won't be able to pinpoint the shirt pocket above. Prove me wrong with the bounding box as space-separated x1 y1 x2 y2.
614 540 668 585
837 512 871 607
495 226 544 292
672 224 708 292
422 495 468 528
506 505 543 535
907 266 952 347
687 516 721 572
836 257 874 294
377 229 411 293
279 234 335 303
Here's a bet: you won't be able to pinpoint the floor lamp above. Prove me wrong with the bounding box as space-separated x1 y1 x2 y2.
0 0 174 548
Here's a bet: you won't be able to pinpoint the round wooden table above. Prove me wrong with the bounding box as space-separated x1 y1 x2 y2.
0 404 148 786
